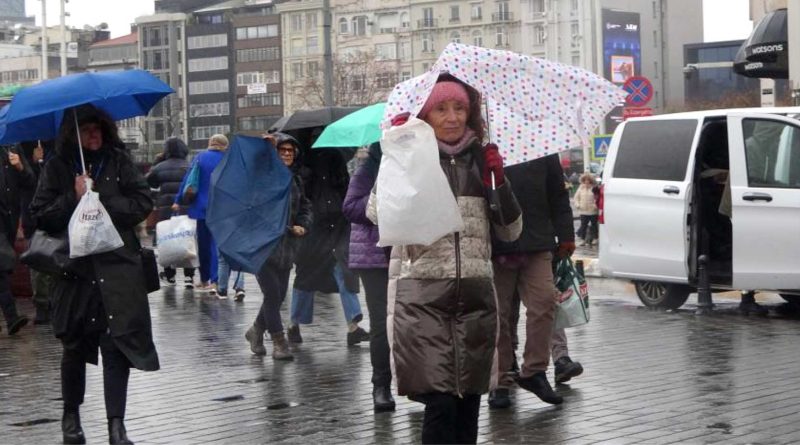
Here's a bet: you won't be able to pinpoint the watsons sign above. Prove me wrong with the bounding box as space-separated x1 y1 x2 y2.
750 43 785 55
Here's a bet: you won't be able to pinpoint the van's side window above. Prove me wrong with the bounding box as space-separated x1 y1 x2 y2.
743 119 800 189
612 120 698 181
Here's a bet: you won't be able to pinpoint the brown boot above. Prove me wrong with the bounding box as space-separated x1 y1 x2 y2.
271 332 294 361
245 325 266 356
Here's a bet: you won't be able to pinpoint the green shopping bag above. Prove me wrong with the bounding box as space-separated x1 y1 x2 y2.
554 258 590 329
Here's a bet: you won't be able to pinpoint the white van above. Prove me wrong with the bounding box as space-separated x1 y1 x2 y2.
599 107 800 309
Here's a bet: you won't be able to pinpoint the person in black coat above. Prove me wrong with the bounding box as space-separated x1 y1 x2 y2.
245 133 312 360
489 154 581 409
0 143 35 335
146 137 195 287
30 104 158 445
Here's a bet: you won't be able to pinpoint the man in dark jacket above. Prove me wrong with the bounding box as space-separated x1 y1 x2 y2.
0 144 35 335
489 154 582 408
146 137 195 287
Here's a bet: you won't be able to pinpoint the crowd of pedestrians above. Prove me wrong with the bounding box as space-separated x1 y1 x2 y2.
2 78 590 444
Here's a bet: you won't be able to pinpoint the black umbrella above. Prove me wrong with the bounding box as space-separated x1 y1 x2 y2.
743 8 787 63
734 32 788 79
269 106 360 133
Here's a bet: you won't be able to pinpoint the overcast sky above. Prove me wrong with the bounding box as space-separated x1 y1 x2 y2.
26 0 753 41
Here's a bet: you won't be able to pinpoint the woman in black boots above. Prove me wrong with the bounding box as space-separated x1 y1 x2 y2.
31 104 159 445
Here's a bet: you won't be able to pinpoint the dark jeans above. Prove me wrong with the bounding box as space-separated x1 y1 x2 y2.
163 267 196 280
62 332 131 419
421 393 481 444
254 265 292 334
359 268 391 387
577 214 598 242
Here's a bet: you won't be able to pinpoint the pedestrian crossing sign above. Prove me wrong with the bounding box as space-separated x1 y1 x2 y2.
592 135 612 160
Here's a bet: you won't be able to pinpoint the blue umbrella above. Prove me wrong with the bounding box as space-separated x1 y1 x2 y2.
0 69 173 144
206 135 292 274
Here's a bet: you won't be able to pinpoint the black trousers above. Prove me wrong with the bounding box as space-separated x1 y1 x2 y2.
62 332 131 419
421 393 481 444
358 268 392 387
163 267 195 280
0 271 19 325
255 265 292 334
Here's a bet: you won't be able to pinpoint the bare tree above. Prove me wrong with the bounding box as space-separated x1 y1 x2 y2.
291 50 397 109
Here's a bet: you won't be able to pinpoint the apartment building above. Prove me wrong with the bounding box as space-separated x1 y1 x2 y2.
276 0 326 113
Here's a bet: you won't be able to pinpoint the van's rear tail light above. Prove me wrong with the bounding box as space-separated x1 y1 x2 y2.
598 184 605 224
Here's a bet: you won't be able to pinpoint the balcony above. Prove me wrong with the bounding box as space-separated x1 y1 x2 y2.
417 18 438 28
492 12 514 22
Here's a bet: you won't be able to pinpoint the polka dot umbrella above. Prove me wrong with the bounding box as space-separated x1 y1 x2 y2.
382 43 627 166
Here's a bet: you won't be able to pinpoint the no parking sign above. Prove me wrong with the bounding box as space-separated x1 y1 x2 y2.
623 76 653 107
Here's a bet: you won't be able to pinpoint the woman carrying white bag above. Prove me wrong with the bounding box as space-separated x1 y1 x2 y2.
369 75 522 445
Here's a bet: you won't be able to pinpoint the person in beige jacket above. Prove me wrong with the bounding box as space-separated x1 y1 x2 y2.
574 173 599 246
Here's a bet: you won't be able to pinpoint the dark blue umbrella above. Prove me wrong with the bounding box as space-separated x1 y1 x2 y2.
206 135 292 274
0 69 173 144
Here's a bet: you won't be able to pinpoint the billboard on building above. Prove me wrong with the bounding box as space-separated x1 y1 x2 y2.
602 9 641 85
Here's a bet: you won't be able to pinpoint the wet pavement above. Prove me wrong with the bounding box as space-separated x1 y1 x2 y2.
2 273 799 444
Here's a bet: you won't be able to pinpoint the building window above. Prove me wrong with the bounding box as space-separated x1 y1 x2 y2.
349 74 366 92
352 16 368 36
291 14 303 32
422 7 434 27
450 5 460 22
654 61 659 78
306 12 318 29
307 61 319 77
307 36 319 54
292 62 304 80
238 93 282 108
153 51 164 70
572 54 580 66
236 47 280 63
189 79 229 95
189 102 229 118
290 38 304 56
400 71 411 81
238 116 276 132
237 71 265 86
375 43 397 60
471 3 482 20
265 70 281 84
376 72 397 88
339 17 349 34
235 25 279 40
450 31 461 44
399 41 411 61
495 27 508 47
472 30 483 47
653 30 658 47
149 28 161 47
400 12 410 29
198 14 223 24
531 0 544 14
192 125 230 141
188 56 228 73
422 33 433 53
496 1 510 21
534 25 545 45
571 0 579 13
652 1 658 18
187 33 227 49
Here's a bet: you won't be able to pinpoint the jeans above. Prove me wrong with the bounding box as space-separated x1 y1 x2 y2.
359 268 391 387
577 214 598 242
255 265 292 334
290 263 362 325
217 252 244 293
196 219 218 284
420 393 481 444
62 332 131 419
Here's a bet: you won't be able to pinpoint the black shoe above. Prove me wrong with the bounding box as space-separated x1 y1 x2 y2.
234 289 245 302
739 301 768 316
347 327 370 346
517 372 563 405
7 315 28 335
287 324 303 343
488 388 511 409
554 356 584 384
373 385 396 412
62 410 85 444
159 272 176 285
108 417 134 445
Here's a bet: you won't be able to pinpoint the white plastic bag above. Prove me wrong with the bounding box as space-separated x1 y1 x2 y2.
68 181 124 258
376 117 464 247
554 258 590 329
155 215 199 268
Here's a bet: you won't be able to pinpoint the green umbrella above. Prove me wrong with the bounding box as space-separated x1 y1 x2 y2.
311 102 385 149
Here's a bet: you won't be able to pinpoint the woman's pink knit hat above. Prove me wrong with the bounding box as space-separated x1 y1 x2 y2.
418 81 470 118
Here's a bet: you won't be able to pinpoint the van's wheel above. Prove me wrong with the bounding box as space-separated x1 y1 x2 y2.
780 294 800 305
634 281 692 309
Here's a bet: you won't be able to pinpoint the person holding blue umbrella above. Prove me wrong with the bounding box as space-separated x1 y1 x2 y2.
31 104 159 445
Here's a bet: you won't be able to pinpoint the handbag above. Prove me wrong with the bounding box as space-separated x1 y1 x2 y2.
140 248 160 294
20 230 72 275
0 235 16 272
554 258 590 329
180 160 200 205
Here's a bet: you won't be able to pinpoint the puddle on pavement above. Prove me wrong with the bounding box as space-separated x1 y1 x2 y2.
698 370 727 377
236 377 270 384
212 395 245 402
267 402 300 410
707 422 733 434
10 418 59 427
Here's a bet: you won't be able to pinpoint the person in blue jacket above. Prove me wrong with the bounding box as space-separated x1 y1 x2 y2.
172 134 228 292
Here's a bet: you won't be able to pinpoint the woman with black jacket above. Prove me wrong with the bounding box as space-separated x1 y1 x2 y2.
244 133 312 360
30 104 158 445
146 137 196 287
